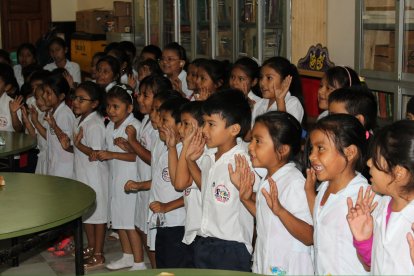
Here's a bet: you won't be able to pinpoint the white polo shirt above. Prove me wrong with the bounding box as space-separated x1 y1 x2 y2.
199 142 258 253
44 60 81 84
178 70 192 99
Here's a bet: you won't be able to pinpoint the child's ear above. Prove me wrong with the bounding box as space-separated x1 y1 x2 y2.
58 93 66 102
251 78 258 87
355 114 366 128
394 165 410 184
4 84 13 93
127 103 134 113
344 144 358 162
214 80 224 90
230 123 241 137
278 144 291 160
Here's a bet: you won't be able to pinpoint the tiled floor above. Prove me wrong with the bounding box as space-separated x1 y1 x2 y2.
0 233 151 275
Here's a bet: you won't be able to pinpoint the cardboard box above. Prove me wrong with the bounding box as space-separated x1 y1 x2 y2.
114 1 131 17
76 10 111 34
115 16 132 33
375 45 395 61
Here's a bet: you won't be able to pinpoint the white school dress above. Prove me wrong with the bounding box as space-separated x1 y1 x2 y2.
46 102 75 178
134 115 158 233
178 70 192 99
251 92 304 123
0 92 22 132
13 64 24 88
44 60 81 84
253 162 314 275
147 141 186 250
106 113 141 229
313 173 370 275
371 196 414 275
199 142 259 254
74 112 109 224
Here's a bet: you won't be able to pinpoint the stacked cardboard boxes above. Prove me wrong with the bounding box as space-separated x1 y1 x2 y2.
113 1 132 33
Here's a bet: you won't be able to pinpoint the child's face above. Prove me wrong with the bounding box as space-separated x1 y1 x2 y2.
259 65 283 100
186 64 198 91
179 112 199 141
328 101 348 115
160 49 183 76
229 67 255 96
248 122 281 173
72 88 96 117
140 51 156 61
138 66 151 82
137 85 154 114
309 129 348 182
407 112 414 120
0 78 9 95
18 48 35 68
202 113 236 149
31 80 43 95
149 98 163 129
366 156 393 195
196 67 217 93
318 76 336 110
106 97 132 128
159 110 179 142
49 43 66 64
42 85 61 109
96 61 115 87
34 87 49 112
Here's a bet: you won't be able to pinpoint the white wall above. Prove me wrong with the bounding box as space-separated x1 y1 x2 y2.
327 0 356 68
77 0 116 11
51 0 77 21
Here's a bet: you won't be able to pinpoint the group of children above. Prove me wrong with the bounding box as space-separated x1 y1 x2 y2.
1 37 414 275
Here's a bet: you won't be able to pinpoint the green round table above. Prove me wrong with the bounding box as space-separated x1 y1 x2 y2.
92 268 258 276
0 173 96 275
0 131 37 171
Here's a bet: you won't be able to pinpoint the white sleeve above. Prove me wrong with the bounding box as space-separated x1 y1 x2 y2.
286 96 304 123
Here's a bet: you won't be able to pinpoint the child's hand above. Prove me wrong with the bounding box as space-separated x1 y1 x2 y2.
59 133 71 150
44 112 57 129
114 137 130 151
9 96 24 113
96 150 113 161
196 87 211 101
125 125 137 142
182 122 196 146
163 125 177 149
228 154 255 201
407 223 414 265
171 77 183 95
274 75 292 101
304 168 317 192
346 186 378 241
21 106 30 124
185 128 205 161
73 127 83 147
89 150 99 161
127 74 137 89
29 105 39 123
124 180 140 192
63 71 75 89
240 81 249 96
149 201 166 213
262 177 284 216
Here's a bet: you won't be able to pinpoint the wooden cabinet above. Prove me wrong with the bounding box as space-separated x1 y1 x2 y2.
71 33 107 73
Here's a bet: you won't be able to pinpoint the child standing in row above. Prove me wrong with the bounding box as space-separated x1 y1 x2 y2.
347 120 414 274
305 114 371 275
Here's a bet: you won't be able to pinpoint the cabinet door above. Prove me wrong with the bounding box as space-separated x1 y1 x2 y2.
402 1 414 80
262 0 284 61
134 0 146 50
195 0 212 58
179 0 192 59
237 0 258 60
162 0 176 47
214 0 234 61
149 0 161 46
358 0 397 78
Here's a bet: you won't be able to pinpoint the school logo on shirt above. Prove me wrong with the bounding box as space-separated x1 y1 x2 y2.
162 167 170 182
0 116 7 128
269 266 287 276
184 188 191 196
214 184 230 203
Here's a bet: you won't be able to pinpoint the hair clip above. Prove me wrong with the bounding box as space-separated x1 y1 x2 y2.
341 66 352 87
115 84 134 102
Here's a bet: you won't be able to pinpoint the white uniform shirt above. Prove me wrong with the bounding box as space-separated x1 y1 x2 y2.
13 64 24 88
46 102 75 178
106 113 141 229
134 115 158 233
0 92 22 132
317 110 329 121
199 142 258 253
253 162 314 275
371 196 414 275
252 92 304 123
44 60 81 84
248 90 261 104
74 112 109 224
178 70 192 99
313 173 370 275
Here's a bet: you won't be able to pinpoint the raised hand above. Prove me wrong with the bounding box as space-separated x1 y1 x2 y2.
196 87 211 101
185 128 205 161
262 177 285 216
407 223 414 265
182 122 196 146
44 112 57 129
127 74 137 90
274 75 292 100
171 77 183 94
29 105 39 123
346 186 378 241
228 154 254 200
21 105 30 124
59 133 71 150
63 71 75 89
305 168 317 191
163 125 177 149
73 127 83 147
9 96 24 113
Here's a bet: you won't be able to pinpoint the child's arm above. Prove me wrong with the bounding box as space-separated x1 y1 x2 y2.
407 223 414 265
185 128 205 189
30 107 47 139
45 111 74 152
346 186 378 269
228 154 257 216
273 75 292 113
175 123 197 190
149 197 184 214
304 168 317 216
73 127 93 156
96 150 136 162
262 177 314 246
126 125 151 165
9 96 24 132
21 106 36 137
164 125 179 185
124 180 151 192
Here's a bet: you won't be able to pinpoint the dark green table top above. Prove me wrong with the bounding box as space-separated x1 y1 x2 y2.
0 173 95 239
0 131 37 157
91 268 258 276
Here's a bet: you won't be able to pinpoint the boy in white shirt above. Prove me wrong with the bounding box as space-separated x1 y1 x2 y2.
186 89 258 271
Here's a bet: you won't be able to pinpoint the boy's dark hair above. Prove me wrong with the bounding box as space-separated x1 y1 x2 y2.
29 70 51 84
96 55 121 82
48 37 67 50
369 120 414 194
44 69 70 97
233 56 261 97
22 64 43 81
76 81 106 116
140 44 162 61
119 41 137 61
0 49 11 65
308 113 367 172
255 111 302 161
108 47 132 76
139 75 172 95
202 89 251 138
136 59 163 76
159 97 190 123
180 101 204 126
325 66 361 89
92 52 106 62
153 89 183 104
198 59 229 90
407 97 414 115
163 42 187 62
107 84 134 105
328 86 377 130
104 42 120 54
0 63 17 85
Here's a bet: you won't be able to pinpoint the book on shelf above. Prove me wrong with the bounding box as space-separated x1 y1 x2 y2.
217 0 228 23
264 28 283 58
180 0 190 23
243 0 256 23
199 0 209 23
197 30 210 56
217 30 232 57
372 90 393 120
266 0 282 25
